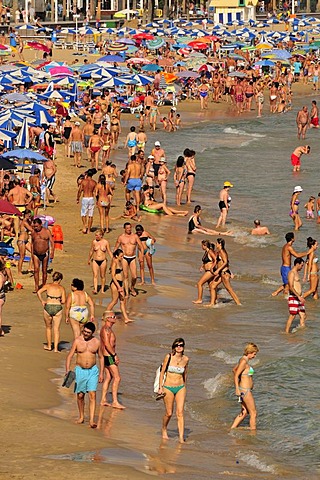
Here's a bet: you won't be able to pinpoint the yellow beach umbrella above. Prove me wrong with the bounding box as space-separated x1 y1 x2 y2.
255 43 273 50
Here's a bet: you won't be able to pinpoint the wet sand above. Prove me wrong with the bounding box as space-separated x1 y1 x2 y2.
0 46 317 478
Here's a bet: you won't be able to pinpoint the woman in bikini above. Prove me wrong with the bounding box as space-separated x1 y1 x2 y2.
208 238 241 306
199 81 209 110
158 158 170 204
37 272 66 352
110 114 121 148
290 186 303 231
216 181 233 228
62 116 73 158
105 249 133 323
174 155 186 206
102 161 117 194
231 343 259 430
135 224 156 285
125 125 138 157
17 209 33 275
193 240 216 304
142 185 188 216
94 174 113 233
303 237 319 300
0 260 6 337
157 338 189 443
99 120 111 165
88 229 112 295
188 205 231 235
149 101 160 131
184 148 196 205
65 278 95 338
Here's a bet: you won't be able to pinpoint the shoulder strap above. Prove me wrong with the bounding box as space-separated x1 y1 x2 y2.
164 354 171 373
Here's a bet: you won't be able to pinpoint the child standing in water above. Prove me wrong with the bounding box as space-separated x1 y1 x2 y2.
305 196 315 219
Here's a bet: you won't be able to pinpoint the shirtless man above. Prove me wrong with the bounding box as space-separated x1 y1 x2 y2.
88 129 103 170
212 71 221 103
285 258 306 334
251 219 270 235
70 121 84 168
151 141 166 185
290 145 310 173
8 179 32 238
100 311 125 410
77 169 97 234
124 154 143 206
310 100 319 128
92 106 103 130
114 222 144 297
65 321 104 428
296 106 310 139
31 218 54 292
144 90 155 120
82 118 94 160
43 156 58 203
272 232 313 297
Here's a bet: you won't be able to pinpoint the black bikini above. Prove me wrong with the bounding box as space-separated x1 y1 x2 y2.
94 259 106 266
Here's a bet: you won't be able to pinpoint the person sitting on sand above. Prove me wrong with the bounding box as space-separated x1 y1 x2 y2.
251 219 270 235
65 321 104 428
188 205 232 235
100 311 126 409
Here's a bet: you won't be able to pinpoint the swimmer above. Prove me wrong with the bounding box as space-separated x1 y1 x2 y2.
290 145 310 173
251 219 270 235
296 106 310 139
285 258 306 333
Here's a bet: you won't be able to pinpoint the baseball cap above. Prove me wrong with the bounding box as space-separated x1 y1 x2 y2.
294 185 303 193
148 155 154 159
224 181 233 188
75 121 80 126
154 141 161 146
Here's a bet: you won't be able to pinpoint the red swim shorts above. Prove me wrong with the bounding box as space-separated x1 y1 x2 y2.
288 295 305 315
291 154 300 166
311 117 319 127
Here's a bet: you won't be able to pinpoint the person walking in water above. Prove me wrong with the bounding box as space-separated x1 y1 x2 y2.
231 343 259 430
216 181 233 228
286 258 306 333
290 145 310 173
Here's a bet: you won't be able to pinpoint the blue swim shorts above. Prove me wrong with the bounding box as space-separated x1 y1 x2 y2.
74 364 99 393
127 178 142 192
281 265 291 285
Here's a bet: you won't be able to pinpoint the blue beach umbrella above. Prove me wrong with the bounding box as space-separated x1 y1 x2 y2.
254 60 275 67
122 73 153 85
141 64 163 72
16 118 30 148
98 55 124 63
0 149 47 162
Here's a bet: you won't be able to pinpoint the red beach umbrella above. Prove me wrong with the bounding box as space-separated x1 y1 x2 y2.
27 41 50 53
188 41 208 50
133 33 154 40
0 200 23 216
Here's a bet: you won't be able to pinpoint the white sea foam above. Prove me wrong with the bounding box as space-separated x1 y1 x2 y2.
237 452 277 474
211 350 239 365
203 373 229 398
223 127 266 138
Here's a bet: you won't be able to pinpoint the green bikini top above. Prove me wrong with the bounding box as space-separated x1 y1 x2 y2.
242 366 254 376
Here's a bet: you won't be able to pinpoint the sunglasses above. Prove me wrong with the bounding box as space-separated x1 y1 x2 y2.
174 343 184 348
106 315 116 320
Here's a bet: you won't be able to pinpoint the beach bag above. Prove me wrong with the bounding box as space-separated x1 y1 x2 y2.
153 354 171 393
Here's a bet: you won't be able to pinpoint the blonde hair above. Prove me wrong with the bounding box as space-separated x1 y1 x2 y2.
95 229 104 237
244 343 259 355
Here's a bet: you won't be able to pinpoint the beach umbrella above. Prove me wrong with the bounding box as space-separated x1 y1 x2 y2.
0 149 47 162
0 156 16 169
141 64 163 72
16 118 30 148
98 55 124 63
0 129 17 143
177 47 191 56
115 38 135 45
175 71 200 78
229 71 247 78
16 24 36 30
78 27 98 35
1 92 32 103
39 90 63 100
27 41 50 53
106 42 128 52
254 59 275 67
133 32 154 40
94 77 132 88
49 66 74 77
126 57 151 64
146 38 165 49
114 9 138 18
255 43 273 50
123 73 154 85
0 199 22 215
60 28 77 34
268 49 291 59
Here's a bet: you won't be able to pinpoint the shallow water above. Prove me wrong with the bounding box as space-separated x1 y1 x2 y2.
50 105 320 478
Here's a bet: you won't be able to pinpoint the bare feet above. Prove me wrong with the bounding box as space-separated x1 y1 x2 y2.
43 345 52 351
54 349 61 353
75 418 84 424
137 281 145 286
162 429 169 440
0 328 4 337
125 318 135 324
90 423 98 429
192 300 202 304
112 402 126 410
100 401 112 406
130 289 137 297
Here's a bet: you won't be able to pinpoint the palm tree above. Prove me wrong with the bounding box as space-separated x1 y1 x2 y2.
163 0 169 18
147 0 154 21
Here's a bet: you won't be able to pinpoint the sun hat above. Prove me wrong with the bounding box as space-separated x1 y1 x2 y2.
148 155 154 159
224 181 233 188
294 185 303 193
75 121 80 126
154 141 161 146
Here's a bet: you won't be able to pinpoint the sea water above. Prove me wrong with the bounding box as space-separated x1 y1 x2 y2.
52 106 320 479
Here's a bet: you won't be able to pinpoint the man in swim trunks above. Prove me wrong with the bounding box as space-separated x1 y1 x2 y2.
77 169 97 234
65 321 104 428
310 100 319 128
272 232 314 297
290 145 310 173
70 121 84 168
151 141 166 186
31 218 54 292
285 258 306 333
296 106 310 139
251 219 270 235
82 117 94 160
8 178 33 240
88 129 103 170
114 222 144 297
100 311 125 409
124 154 143 207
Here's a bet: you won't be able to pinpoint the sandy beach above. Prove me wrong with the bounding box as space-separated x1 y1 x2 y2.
1 43 320 479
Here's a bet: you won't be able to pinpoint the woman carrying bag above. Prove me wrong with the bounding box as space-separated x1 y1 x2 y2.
157 338 189 443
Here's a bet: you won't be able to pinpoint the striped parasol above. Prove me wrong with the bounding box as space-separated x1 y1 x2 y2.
146 38 165 50
106 42 128 52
